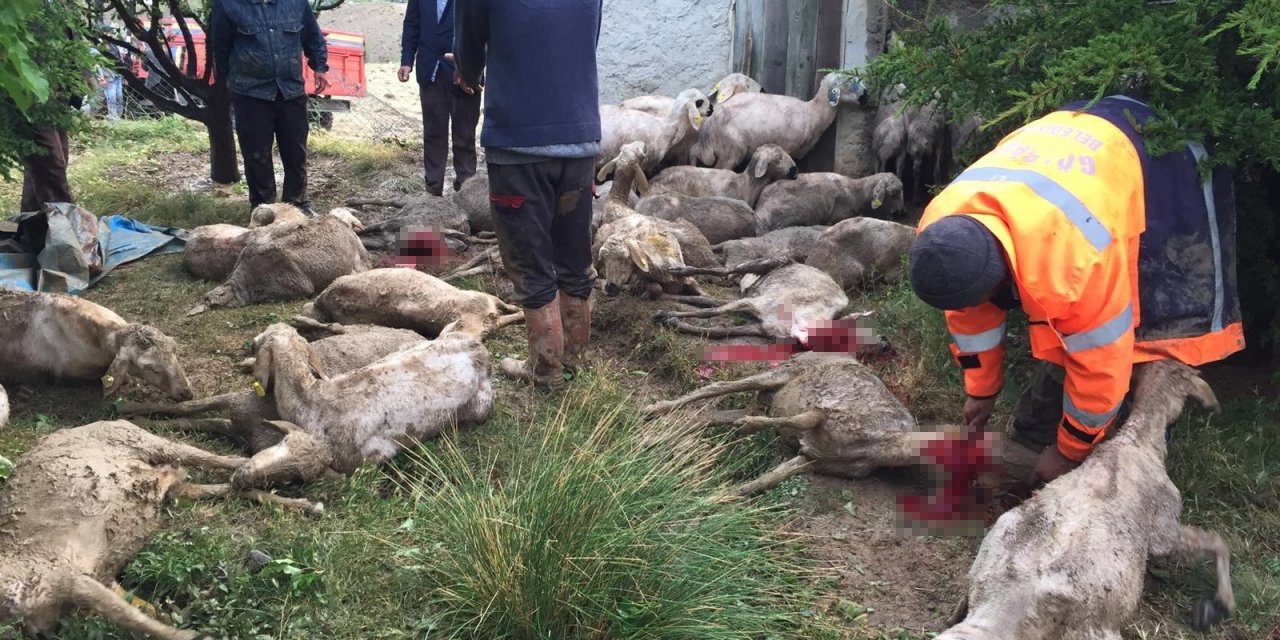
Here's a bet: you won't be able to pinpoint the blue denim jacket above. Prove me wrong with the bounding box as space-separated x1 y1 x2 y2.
212 0 328 101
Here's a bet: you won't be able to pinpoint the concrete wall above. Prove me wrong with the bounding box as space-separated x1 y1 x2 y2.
596 0 734 104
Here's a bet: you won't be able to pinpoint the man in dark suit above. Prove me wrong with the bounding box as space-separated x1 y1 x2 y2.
399 0 481 196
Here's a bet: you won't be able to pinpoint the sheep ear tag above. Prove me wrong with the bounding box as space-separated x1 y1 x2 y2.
871 198 884 209
828 86 840 107
693 113 704 126
252 381 267 397
101 374 115 389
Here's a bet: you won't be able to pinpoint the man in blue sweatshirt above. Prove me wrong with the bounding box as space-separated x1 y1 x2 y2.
399 0 481 196
455 0 602 388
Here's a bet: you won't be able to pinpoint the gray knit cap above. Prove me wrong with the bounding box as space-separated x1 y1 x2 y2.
908 215 1008 310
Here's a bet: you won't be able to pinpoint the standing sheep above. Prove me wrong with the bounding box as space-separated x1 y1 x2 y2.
753 172 904 232
635 194 756 245
0 289 193 400
599 89 713 176
805 217 915 290
648 143 798 208
618 73 762 117
192 214 370 314
690 72 868 171
904 96 949 203
942 361 1235 639
0 420 317 640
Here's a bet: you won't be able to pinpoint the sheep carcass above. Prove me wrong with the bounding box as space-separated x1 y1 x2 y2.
600 89 713 175
754 172 904 232
690 72 868 171
805 217 915 290
305 268 523 339
635 194 756 245
193 213 370 313
642 351 958 495
0 289 193 399
453 173 494 233
184 207 364 282
0 383 8 430
247 323 493 474
714 226 827 268
0 420 320 640
652 256 848 342
943 360 1235 639
358 195 470 252
648 143 798 208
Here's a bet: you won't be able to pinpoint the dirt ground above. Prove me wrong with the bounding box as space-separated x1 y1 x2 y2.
319 2 407 65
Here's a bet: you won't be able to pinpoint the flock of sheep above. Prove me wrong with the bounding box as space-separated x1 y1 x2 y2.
0 70 1237 639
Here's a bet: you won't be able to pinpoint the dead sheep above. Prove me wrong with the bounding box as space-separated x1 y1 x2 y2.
653 256 849 342
600 89 713 176
0 420 319 640
0 383 8 430
183 207 365 282
635 194 755 245
593 213 706 298
648 143 799 208
690 72 868 171
304 268 524 339
753 172 904 233
594 141 654 229
244 322 494 475
0 289 193 400
943 361 1235 639
453 173 493 233
714 226 827 268
642 351 946 495
192 214 370 314
358 195 470 252
805 217 915 290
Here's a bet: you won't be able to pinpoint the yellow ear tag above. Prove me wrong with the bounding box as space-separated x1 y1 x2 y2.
638 255 650 271
693 114 704 126
252 381 267 397
872 198 883 209
101 374 114 389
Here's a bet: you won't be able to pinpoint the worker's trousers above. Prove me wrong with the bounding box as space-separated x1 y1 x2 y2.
20 127 74 213
419 73 481 196
1011 362 1133 451
233 92 310 211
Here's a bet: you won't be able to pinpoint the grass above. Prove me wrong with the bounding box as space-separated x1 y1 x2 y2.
1 119 1276 639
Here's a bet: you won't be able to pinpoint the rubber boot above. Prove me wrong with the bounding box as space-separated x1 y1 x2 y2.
500 298 565 388
560 292 592 372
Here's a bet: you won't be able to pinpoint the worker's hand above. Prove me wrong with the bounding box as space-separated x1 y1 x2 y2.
1030 446 1080 485
314 72 329 94
963 395 997 430
444 53 476 95
397 66 412 83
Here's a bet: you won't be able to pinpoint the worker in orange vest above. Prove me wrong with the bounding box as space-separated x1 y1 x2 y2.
908 95 1244 486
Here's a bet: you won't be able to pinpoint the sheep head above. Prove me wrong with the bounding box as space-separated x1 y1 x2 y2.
870 173 905 213
819 72 869 107
748 144 799 181
597 225 686 296
709 72 762 105
104 324 193 401
673 88 713 130
250 324 326 396
231 420 334 489
598 141 650 197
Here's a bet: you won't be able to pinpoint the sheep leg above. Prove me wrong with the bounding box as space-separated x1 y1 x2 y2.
662 319 770 339
701 409 751 426
118 393 240 418
495 311 526 329
1152 525 1235 626
442 264 494 282
170 482 325 515
661 294 731 308
641 367 793 417
736 410 825 436
71 575 204 640
147 439 248 472
289 315 348 335
734 455 813 497
669 255 790 279
146 418 245 441
655 298 754 320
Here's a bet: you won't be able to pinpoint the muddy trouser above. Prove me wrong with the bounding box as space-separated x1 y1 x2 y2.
488 158 595 310
233 92 310 209
419 73 481 195
1011 361 1133 451
20 127 74 213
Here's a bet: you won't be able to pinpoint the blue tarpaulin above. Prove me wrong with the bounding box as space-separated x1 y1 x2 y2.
0 205 184 295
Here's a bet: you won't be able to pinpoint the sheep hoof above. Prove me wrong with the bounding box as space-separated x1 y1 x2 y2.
186 304 208 317
651 310 670 323
309 502 326 517
1192 593 1231 630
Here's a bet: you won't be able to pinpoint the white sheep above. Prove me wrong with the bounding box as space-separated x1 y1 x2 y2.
753 172 904 232
872 83 908 176
805 217 916 290
249 322 494 473
247 202 307 228
714 226 828 268
690 72 868 170
0 383 8 430
634 194 756 245
184 207 365 283
599 89 713 176
0 289 193 400
191 213 370 314
647 143 798 208
617 73 763 117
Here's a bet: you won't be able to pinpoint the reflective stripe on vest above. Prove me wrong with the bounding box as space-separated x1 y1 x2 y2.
951 322 1007 353
952 166 1113 251
1063 303 1133 353
1063 393 1122 428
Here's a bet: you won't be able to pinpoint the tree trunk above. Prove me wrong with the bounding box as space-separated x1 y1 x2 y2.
205 85 239 185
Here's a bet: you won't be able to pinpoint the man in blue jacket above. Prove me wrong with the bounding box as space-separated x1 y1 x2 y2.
399 0 480 196
455 0 602 388
212 0 328 214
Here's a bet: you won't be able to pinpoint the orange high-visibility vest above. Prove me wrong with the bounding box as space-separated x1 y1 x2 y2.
919 96 1244 461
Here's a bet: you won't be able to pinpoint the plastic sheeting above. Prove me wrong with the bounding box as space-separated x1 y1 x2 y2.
0 204 184 295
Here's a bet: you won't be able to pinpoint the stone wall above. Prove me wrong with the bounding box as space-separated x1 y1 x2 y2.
596 0 734 104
